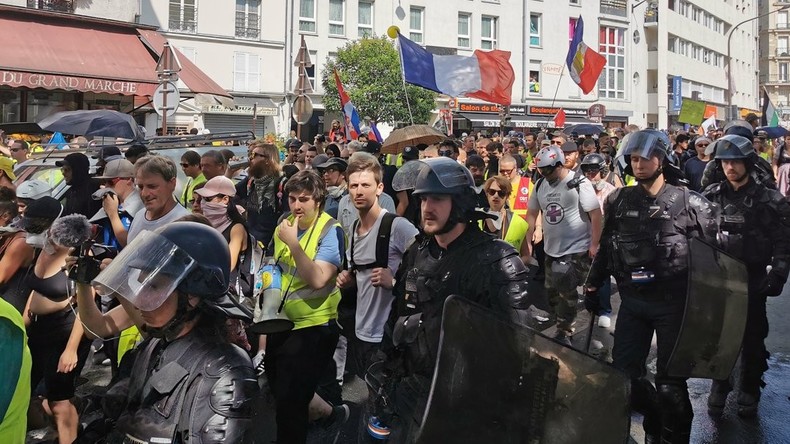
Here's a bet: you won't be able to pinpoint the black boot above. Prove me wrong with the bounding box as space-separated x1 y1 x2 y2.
707 378 732 415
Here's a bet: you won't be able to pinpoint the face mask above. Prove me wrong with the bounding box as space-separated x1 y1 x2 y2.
26 231 47 249
200 200 231 229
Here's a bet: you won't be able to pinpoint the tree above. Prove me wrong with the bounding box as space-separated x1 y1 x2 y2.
321 36 436 126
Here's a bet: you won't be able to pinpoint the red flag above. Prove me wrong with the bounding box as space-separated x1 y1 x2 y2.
553 108 566 128
333 68 361 140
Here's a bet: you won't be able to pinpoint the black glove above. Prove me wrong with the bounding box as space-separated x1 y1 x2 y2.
584 287 600 313
759 272 786 297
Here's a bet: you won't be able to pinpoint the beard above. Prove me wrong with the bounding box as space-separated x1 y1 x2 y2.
250 160 278 178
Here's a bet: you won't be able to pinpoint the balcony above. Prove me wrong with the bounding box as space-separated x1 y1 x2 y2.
761 74 790 85
600 0 627 17
776 48 790 57
775 23 790 30
27 0 73 12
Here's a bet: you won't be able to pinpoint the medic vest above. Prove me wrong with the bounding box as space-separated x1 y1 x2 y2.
508 176 531 220
273 212 342 330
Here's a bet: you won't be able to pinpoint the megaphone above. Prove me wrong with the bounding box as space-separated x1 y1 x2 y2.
250 262 294 334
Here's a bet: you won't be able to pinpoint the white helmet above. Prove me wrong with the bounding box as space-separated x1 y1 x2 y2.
534 146 565 168
16 180 53 200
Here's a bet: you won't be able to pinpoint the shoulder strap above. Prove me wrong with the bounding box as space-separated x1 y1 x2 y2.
375 212 398 269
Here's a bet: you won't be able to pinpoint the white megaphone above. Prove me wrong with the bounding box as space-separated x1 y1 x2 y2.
250 261 294 334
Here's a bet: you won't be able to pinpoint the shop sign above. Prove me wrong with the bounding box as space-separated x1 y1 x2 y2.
528 106 586 116
0 70 152 95
459 102 526 115
205 104 277 116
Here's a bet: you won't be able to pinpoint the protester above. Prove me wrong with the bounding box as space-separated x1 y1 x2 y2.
0 158 17 191
0 296 31 443
0 188 35 313
195 176 248 283
55 152 101 218
481 175 530 264
126 155 190 242
15 180 52 215
179 150 206 208
90 159 142 248
315 157 348 219
234 141 286 251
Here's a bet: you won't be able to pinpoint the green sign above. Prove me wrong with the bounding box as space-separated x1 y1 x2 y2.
678 99 706 125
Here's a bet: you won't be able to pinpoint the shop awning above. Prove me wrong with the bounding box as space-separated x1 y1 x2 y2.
0 5 229 100
459 112 595 128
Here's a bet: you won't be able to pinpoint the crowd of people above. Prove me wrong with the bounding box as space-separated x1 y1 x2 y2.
0 118 788 444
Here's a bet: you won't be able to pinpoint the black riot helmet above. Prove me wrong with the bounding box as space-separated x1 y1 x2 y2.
710 135 755 161
393 157 481 232
93 221 251 324
620 129 673 176
580 152 608 176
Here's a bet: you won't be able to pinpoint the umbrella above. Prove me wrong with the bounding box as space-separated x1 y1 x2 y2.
563 123 605 136
755 126 789 139
382 124 447 155
37 110 143 141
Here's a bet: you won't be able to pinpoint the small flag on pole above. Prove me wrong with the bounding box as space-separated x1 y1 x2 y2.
761 88 780 127
553 108 566 128
368 121 383 142
333 68 362 140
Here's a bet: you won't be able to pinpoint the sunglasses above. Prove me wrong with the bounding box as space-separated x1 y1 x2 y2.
249 152 268 160
697 144 709 148
486 189 508 198
439 150 453 157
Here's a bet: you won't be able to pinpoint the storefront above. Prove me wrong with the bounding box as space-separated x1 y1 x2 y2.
202 98 278 137
0 5 230 135
455 102 596 134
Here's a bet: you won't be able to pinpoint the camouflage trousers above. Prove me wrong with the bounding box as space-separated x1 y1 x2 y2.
545 252 591 335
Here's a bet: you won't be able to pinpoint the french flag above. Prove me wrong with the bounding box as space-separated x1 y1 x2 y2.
368 121 383 142
397 32 515 106
333 68 361 140
566 17 606 95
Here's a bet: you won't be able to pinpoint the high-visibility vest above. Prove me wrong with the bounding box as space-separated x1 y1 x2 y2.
180 173 206 208
117 326 142 363
0 298 30 444
479 209 530 252
273 212 342 330
508 176 532 220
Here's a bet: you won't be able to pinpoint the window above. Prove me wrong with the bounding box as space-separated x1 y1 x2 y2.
481 16 497 49
358 1 373 38
779 37 789 55
234 52 260 92
235 0 260 39
27 0 74 13
779 11 789 29
458 13 471 48
780 62 788 82
410 7 424 43
598 26 626 99
169 0 197 33
329 0 345 36
305 51 318 91
530 14 541 47
569 17 578 43
299 0 316 33
529 62 541 95
569 0 580 4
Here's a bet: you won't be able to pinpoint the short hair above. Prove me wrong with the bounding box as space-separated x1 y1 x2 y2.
135 154 177 182
201 150 227 166
583 138 596 148
325 143 341 157
483 176 512 196
220 149 235 163
439 139 459 153
676 134 690 144
465 154 485 169
347 140 363 152
346 152 383 184
477 138 492 147
181 150 201 166
487 142 504 153
0 187 17 220
125 144 149 162
284 170 327 210
499 155 517 167
307 145 318 153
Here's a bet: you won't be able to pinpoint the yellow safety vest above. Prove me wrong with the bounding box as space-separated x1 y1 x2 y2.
180 173 206 208
117 326 142 363
480 210 529 252
0 298 30 444
273 212 342 330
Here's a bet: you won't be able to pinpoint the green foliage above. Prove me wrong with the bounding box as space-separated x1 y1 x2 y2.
321 36 436 126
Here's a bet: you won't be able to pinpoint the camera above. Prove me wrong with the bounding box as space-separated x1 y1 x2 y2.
68 241 118 284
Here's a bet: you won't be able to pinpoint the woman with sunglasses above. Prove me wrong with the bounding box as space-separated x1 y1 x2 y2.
481 176 531 265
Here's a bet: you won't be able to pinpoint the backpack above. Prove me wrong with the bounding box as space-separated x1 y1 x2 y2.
235 232 265 300
348 212 398 271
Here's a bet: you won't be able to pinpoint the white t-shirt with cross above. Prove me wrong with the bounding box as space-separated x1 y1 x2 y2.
527 170 599 258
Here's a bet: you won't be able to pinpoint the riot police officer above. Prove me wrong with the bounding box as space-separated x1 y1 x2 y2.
702 135 790 417
369 158 532 442
84 221 258 443
700 119 776 190
584 130 717 444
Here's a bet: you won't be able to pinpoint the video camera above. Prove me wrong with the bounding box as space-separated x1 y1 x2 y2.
68 241 118 284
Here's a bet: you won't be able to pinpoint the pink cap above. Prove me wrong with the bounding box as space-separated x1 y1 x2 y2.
195 176 236 198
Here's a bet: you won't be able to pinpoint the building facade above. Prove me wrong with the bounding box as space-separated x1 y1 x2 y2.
759 2 790 125
0 0 764 137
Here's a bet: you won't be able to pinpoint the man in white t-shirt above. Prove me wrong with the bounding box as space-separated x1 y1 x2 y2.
127 155 189 243
526 144 602 345
336 153 418 377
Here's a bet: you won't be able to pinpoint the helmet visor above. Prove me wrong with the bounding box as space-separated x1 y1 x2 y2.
92 230 196 311
622 132 666 160
392 157 472 192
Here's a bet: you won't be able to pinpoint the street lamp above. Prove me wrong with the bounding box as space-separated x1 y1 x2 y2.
726 2 790 119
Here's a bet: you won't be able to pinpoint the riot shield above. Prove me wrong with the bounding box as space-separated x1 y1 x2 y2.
416 296 631 444
666 237 748 380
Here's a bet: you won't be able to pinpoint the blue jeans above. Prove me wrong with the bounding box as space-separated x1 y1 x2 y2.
598 278 612 316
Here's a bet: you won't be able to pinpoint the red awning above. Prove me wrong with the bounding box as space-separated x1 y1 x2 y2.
137 29 230 99
0 6 229 100
0 14 159 96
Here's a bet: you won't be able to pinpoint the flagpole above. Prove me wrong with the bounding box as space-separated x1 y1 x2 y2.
393 31 415 125
544 64 567 128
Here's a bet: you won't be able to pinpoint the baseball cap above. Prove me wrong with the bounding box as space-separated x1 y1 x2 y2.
94 159 135 179
402 146 419 161
0 157 16 181
195 176 237 198
23 196 63 221
288 139 302 148
560 141 579 153
316 157 348 171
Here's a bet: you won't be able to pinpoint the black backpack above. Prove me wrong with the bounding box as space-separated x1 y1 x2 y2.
348 212 398 271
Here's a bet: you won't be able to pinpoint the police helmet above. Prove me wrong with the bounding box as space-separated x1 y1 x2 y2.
711 134 755 161
580 153 608 175
534 146 565 168
621 129 671 162
16 180 53 201
723 120 755 142
412 157 475 197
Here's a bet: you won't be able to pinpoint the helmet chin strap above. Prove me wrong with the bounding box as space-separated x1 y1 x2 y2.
142 291 200 342
436 202 465 235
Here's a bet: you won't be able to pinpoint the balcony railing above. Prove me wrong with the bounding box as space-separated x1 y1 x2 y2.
169 19 196 33
775 23 790 29
761 74 790 84
235 13 260 39
27 0 74 12
776 48 790 57
600 0 627 17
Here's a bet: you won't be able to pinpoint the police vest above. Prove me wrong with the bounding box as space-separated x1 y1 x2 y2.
0 298 31 444
508 176 531 220
273 212 342 330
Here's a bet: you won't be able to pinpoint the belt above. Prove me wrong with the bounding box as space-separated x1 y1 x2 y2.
28 305 73 323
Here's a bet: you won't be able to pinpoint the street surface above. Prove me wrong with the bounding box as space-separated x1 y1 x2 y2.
27 269 790 443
